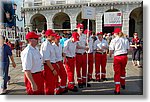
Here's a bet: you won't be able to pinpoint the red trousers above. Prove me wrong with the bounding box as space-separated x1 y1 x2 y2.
64 57 75 89
87 53 94 80
114 55 128 92
24 72 44 95
56 61 67 89
76 54 87 84
43 63 58 95
95 53 107 80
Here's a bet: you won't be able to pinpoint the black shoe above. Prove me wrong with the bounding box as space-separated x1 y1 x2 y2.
138 65 142 68
78 83 83 88
97 79 103 82
102 78 108 81
121 85 125 90
61 88 68 94
92 79 96 81
68 86 78 92
82 83 91 87
114 91 120 95
88 78 92 82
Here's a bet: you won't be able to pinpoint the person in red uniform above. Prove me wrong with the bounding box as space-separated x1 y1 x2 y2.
83 29 94 82
63 32 79 92
40 29 58 95
76 24 91 88
94 32 108 82
109 28 130 94
21 32 44 95
53 35 68 94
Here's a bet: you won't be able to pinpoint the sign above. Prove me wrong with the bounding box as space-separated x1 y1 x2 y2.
82 6 96 20
104 12 122 27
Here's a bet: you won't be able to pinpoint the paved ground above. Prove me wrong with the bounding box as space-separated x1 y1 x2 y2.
6 53 143 95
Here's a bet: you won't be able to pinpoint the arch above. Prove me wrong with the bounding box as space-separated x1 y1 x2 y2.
129 7 143 38
76 12 96 32
30 13 47 32
102 8 121 34
52 12 71 29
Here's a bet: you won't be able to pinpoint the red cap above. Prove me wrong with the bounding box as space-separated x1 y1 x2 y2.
97 32 103 35
112 32 114 35
26 32 39 40
72 32 79 42
114 28 121 33
76 23 84 29
55 34 61 40
45 29 56 37
84 29 92 35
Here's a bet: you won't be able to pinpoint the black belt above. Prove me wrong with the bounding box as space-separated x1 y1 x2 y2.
76 53 86 55
116 54 127 56
32 71 41 74
96 52 106 54
44 62 55 65
57 60 63 63
66 56 74 59
51 62 55 64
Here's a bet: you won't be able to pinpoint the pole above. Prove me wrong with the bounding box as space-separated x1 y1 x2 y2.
14 11 17 37
86 2 90 87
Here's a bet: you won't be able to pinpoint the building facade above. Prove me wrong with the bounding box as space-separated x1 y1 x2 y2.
22 0 143 38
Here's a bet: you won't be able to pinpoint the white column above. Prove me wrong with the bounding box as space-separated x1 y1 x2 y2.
96 13 103 33
47 16 53 29
47 21 53 29
70 15 77 31
122 12 130 36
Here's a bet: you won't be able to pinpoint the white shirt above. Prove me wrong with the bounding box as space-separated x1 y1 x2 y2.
53 43 63 62
63 39 77 57
21 44 43 73
40 39 56 63
76 34 87 54
94 39 108 53
109 36 130 56
87 36 94 53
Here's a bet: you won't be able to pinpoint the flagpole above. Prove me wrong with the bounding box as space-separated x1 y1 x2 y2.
86 2 90 87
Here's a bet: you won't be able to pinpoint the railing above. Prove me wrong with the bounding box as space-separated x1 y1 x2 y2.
0 29 27 42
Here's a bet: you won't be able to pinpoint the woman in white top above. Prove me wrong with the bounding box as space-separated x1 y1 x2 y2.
53 35 68 94
109 28 130 94
40 29 58 95
94 32 108 82
83 29 94 82
21 32 44 95
63 32 79 92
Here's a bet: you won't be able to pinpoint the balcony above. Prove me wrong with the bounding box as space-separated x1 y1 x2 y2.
23 0 142 8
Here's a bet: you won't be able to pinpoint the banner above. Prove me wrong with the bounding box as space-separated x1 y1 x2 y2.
82 6 96 20
104 12 122 27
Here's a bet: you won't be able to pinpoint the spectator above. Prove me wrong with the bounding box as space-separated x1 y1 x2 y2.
60 34 69 48
0 35 16 94
14 36 21 57
130 33 142 68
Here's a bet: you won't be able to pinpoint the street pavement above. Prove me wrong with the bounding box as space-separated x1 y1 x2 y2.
6 53 143 95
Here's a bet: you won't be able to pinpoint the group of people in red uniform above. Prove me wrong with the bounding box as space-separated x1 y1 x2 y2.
21 23 130 95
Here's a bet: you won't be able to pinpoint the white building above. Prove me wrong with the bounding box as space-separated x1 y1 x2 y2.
22 0 143 38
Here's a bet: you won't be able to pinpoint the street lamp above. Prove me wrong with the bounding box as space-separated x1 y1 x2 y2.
5 3 25 36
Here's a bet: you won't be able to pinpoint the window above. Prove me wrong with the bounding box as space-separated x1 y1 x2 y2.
34 0 42 6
